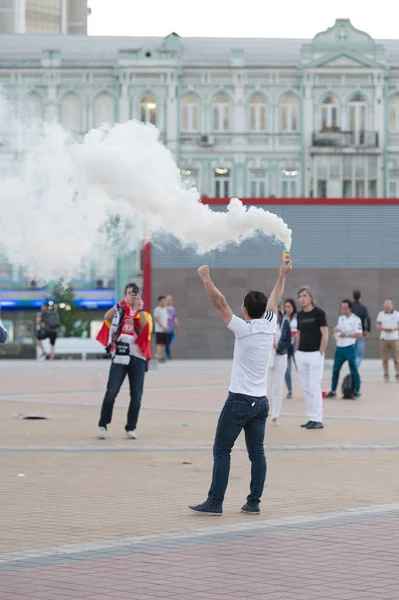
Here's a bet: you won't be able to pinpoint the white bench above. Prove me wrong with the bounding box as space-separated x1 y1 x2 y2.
36 337 106 360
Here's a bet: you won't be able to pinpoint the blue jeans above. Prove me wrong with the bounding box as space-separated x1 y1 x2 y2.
356 337 365 367
99 356 146 431
208 392 269 507
285 355 293 392
331 345 361 394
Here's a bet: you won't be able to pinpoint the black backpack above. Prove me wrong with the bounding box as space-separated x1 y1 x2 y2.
47 311 61 330
341 374 354 399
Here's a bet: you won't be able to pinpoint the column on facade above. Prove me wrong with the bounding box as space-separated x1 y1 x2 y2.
118 73 130 123
165 71 178 159
302 72 314 197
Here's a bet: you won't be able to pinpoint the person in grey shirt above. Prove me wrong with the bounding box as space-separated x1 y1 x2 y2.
0 319 7 343
352 290 371 367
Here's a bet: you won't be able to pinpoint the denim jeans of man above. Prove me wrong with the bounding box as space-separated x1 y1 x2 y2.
207 392 269 508
98 356 146 431
331 345 361 394
356 337 366 368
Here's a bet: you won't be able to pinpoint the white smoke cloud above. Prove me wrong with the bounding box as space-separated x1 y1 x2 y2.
0 100 292 280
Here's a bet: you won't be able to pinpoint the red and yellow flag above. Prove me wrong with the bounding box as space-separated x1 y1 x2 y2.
96 311 153 359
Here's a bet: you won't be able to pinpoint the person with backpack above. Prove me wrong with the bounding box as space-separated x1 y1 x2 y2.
326 300 362 399
35 302 61 360
97 283 152 440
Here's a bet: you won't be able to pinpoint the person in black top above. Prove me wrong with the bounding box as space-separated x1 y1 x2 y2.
295 287 329 430
352 290 371 367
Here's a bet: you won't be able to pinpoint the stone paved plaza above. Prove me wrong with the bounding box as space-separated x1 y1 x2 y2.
1 358 399 600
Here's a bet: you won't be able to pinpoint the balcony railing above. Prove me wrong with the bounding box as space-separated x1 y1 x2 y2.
312 130 379 148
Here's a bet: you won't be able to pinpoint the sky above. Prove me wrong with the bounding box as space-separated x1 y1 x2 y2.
88 0 398 39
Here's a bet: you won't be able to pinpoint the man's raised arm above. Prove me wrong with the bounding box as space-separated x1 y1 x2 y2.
198 265 233 325
266 258 293 312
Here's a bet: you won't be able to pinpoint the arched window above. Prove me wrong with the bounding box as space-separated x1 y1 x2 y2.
61 93 82 135
321 94 339 130
280 93 299 132
348 92 367 145
249 94 267 132
94 93 115 128
140 94 157 125
181 95 200 132
389 95 399 133
212 93 229 132
20 92 43 121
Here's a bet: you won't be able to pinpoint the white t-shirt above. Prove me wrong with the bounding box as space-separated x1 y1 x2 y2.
377 311 399 341
335 314 362 348
228 310 277 397
153 306 169 333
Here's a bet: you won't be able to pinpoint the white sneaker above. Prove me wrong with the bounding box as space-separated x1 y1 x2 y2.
272 418 279 426
126 429 137 439
97 427 107 440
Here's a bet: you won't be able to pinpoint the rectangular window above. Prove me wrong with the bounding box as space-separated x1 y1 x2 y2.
355 180 365 198
388 181 397 198
368 180 377 197
355 157 365 178
214 169 230 198
182 104 199 132
317 180 327 198
343 180 352 197
282 180 297 198
213 105 229 132
249 170 267 197
250 105 266 132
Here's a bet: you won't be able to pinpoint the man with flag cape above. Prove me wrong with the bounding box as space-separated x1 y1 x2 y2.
96 282 153 440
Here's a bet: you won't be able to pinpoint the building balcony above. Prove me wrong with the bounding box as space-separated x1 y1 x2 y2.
312 130 379 151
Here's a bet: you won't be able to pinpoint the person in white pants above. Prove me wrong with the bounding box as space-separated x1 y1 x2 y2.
269 304 292 425
295 287 329 430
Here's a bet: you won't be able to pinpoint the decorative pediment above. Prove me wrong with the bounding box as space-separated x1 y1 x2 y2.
300 19 387 69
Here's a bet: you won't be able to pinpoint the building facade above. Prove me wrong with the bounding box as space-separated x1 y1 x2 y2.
0 0 87 34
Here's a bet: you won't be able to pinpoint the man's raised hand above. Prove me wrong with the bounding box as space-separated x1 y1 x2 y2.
198 265 210 281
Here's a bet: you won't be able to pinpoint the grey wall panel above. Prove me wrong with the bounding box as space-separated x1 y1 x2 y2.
153 267 399 360
152 205 399 269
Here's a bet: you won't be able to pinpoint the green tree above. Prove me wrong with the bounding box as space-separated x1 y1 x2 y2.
49 280 90 338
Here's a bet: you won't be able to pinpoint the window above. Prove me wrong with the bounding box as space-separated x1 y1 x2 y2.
388 180 398 198
348 93 367 145
94 93 115 127
280 93 299 132
249 94 267 132
181 95 200 132
249 170 267 197
213 168 230 198
389 95 399 133
281 180 297 198
315 156 378 198
212 94 229 132
140 94 157 125
60 93 82 135
321 94 339 130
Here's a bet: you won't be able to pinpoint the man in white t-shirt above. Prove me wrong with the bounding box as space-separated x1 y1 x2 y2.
326 300 363 399
376 299 399 382
153 295 169 363
189 257 292 516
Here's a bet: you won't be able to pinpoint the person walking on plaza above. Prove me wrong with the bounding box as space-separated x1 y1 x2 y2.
376 299 399 382
165 294 180 360
96 283 152 440
351 290 371 367
35 302 61 360
189 257 292 516
153 295 169 363
283 299 298 398
295 287 329 430
269 301 292 425
326 300 362 399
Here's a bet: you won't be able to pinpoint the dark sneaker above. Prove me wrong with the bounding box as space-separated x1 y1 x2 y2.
326 391 336 398
301 421 312 428
352 392 361 399
286 392 293 399
241 502 260 515
188 501 222 516
307 421 324 429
